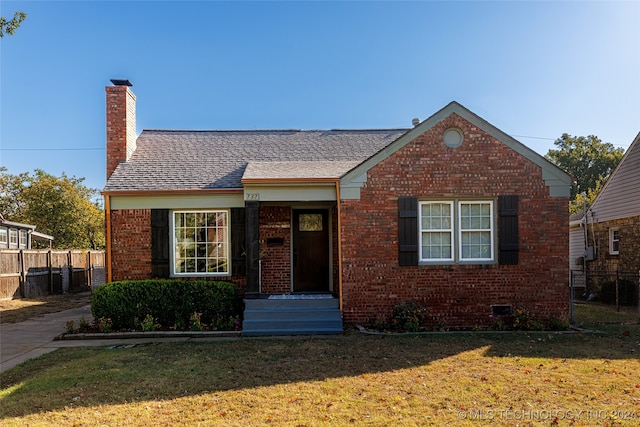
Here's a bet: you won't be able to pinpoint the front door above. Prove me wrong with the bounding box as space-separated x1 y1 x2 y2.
292 209 330 292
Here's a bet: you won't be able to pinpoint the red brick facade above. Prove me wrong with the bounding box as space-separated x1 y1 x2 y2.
107 113 569 328
339 114 569 327
105 84 569 329
258 205 340 295
106 85 136 180
110 209 152 281
259 206 292 294
108 208 248 293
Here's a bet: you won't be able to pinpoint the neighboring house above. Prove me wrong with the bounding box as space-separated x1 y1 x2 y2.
569 211 588 296
103 80 571 334
0 213 53 249
578 132 640 300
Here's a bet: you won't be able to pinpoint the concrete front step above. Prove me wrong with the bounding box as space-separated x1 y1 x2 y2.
245 298 339 310
242 296 343 336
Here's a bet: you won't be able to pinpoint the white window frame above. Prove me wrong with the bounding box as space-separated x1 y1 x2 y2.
170 210 231 277
609 228 619 255
0 228 7 248
419 200 495 264
9 229 18 249
18 229 28 249
458 201 494 262
419 201 454 262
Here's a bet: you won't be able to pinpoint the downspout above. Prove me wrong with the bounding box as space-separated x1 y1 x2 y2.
105 195 112 283
335 180 343 312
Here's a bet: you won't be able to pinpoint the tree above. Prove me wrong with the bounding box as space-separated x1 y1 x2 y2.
545 134 624 213
0 168 105 249
0 168 27 217
0 11 26 37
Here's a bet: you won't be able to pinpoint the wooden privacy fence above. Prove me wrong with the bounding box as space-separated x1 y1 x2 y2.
0 250 106 299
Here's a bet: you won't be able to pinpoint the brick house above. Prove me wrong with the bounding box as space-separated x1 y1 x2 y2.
103 80 571 334
575 132 640 303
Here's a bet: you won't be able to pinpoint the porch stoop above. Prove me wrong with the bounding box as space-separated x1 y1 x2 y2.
242 297 343 336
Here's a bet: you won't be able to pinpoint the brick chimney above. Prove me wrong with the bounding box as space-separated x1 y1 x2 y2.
106 79 136 180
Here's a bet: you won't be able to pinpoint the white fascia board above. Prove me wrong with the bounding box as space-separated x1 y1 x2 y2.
110 193 245 210
243 184 336 202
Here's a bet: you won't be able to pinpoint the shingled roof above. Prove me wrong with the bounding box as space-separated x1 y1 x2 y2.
103 129 408 192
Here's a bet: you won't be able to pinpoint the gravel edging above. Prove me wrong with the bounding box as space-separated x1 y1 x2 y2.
55 330 242 341
355 325 601 336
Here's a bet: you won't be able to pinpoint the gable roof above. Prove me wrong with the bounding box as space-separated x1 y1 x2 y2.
103 129 407 192
341 101 571 198
588 131 640 222
103 101 571 198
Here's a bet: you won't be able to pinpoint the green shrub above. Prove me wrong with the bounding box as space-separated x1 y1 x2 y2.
189 312 203 331
511 306 544 331
65 320 77 334
141 314 158 332
389 301 428 332
91 280 241 331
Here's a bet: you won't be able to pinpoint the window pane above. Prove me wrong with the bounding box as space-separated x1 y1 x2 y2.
461 231 491 260
460 202 491 230
421 203 451 231
422 231 452 260
173 211 229 275
184 213 194 227
207 212 217 226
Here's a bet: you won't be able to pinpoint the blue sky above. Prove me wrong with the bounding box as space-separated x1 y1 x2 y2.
1 1 639 193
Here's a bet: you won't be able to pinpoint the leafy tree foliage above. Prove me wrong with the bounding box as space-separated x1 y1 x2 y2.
545 134 624 213
0 11 26 37
0 168 105 249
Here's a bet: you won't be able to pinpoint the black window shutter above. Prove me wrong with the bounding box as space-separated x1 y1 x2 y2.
498 195 519 265
231 208 246 276
398 196 418 266
151 209 170 278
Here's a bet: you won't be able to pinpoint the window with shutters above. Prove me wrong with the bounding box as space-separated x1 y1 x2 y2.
171 210 230 276
419 200 495 263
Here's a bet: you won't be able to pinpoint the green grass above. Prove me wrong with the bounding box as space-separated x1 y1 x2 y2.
1 303 639 426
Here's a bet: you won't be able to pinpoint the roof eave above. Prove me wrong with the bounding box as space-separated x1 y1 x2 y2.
101 188 245 196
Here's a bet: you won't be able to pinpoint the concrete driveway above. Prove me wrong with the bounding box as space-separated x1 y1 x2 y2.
1 304 92 373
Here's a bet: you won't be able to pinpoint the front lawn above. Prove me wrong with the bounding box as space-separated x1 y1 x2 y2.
1 303 639 426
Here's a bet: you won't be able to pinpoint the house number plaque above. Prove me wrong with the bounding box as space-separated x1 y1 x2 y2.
245 193 260 201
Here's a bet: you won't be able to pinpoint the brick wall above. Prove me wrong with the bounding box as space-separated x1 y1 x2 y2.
340 113 570 327
106 85 136 180
259 206 292 294
109 209 247 294
110 209 152 281
256 205 340 295
587 215 640 273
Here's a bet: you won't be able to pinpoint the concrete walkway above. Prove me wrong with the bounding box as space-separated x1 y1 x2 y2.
0 305 241 373
1 305 94 373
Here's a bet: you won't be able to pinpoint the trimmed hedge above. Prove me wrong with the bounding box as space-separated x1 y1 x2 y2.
91 280 241 331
